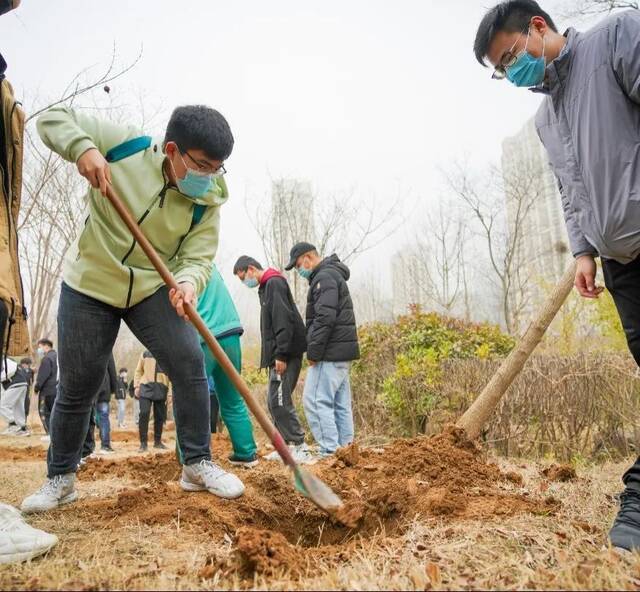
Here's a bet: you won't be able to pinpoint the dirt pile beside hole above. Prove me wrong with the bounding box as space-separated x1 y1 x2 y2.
73 424 559 577
541 464 577 482
0 445 46 462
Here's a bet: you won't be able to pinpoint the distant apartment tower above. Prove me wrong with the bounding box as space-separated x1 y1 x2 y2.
501 117 572 286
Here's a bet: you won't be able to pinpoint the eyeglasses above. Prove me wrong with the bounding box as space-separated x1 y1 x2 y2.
184 151 227 177
491 29 527 80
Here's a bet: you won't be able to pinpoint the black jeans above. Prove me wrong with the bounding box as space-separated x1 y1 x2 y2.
81 403 97 458
47 283 210 477
267 355 305 445
603 255 640 488
138 397 166 445
0 298 7 362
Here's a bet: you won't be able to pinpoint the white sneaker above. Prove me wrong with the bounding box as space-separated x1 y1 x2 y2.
1 425 19 435
0 503 58 564
264 450 281 462
291 443 318 465
14 428 30 438
21 474 78 514
40 435 50 443
180 459 245 499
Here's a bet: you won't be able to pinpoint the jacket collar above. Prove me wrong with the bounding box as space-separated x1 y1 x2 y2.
530 28 577 99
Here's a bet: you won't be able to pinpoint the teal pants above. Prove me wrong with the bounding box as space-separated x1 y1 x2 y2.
175 334 257 463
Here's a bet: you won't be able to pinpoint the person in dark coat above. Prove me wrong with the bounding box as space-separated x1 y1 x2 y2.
234 255 314 464
34 339 57 438
285 243 360 457
115 367 128 428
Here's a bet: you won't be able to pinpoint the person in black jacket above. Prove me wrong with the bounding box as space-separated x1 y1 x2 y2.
34 339 57 439
115 367 128 428
285 243 360 457
234 255 313 463
95 354 117 453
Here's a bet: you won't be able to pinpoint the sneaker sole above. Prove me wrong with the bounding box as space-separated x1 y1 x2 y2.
228 459 259 468
21 491 78 514
179 478 245 499
0 535 58 563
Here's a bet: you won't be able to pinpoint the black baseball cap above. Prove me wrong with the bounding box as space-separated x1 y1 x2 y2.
285 242 317 271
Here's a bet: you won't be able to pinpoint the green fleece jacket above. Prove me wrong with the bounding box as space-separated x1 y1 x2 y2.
37 106 228 308
197 266 243 339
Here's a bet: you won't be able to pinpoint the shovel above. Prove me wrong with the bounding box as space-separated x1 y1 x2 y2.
104 183 344 516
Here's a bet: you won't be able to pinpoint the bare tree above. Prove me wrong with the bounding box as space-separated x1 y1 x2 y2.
557 0 637 18
412 202 466 315
443 157 544 334
18 50 143 344
247 178 403 306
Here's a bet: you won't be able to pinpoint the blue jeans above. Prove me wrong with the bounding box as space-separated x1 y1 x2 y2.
47 283 211 477
96 401 111 448
302 361 354 455
116 399 126 426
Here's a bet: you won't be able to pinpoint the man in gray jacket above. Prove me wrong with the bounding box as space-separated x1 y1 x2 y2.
474 0 640 551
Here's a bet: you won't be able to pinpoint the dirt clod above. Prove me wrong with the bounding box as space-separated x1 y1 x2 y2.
235 527 301 577
542 464 577 482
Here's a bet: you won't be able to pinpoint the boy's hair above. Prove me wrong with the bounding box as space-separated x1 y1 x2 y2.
474 0 558 66
37 338 53 348
20 358 32 366
164 105 234 161
233 256 264 275
119 367 128 373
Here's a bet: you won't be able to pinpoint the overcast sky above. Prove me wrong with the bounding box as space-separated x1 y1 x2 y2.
1 0 586 336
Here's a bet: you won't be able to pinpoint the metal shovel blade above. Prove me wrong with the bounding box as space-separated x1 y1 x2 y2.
294 466 343 513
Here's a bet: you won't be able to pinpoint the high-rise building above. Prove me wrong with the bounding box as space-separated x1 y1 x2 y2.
502 117 572 286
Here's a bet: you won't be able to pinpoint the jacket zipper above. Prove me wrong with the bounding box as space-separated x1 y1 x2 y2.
121 184 168 308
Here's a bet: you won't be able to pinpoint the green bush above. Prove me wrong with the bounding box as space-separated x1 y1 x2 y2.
352 310 514 437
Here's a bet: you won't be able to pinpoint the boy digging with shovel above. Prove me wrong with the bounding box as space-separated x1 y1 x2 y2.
22 104 245 513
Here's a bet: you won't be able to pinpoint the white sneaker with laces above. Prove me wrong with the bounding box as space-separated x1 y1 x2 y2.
0 503 58 564
180 459 245 499
20 474 78 514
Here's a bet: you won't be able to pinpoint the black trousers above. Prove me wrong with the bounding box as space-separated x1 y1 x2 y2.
602 255 640 488
267 356 305 445
38 393 55 434
81 404 97 458
138 397 167 445
0 299 7 361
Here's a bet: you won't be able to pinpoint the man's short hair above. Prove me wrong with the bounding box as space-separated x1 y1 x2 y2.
233 256 263 275
37 338 53 348
474 0 557 66
20 358 32 366
119 367 128 373
164 105 234 161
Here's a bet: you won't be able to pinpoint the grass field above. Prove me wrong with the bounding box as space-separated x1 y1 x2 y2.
1 423 640 591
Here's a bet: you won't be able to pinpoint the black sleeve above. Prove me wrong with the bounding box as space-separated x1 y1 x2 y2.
267 280 295 361
34 358 51 393
306 274 339 362
107 355 118 394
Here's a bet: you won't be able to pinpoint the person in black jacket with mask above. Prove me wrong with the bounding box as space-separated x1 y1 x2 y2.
285 243 360 457
34 339 57 439
234 255 314 464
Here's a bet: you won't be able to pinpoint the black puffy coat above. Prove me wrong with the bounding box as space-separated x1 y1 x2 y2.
305 254 360 362
258 271 306 368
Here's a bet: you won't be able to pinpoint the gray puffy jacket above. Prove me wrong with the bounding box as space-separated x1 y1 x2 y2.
535 10 640 263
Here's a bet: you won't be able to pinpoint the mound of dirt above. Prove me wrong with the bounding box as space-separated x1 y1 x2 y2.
74 425 559 577
541 464 577 482
0 445 46 462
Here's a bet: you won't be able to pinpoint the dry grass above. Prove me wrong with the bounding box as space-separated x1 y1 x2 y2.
2 427 640 590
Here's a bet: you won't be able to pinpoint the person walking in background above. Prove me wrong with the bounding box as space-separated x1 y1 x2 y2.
134 350 169 452
34 338 57 442
95 354 117 454
115 367 128 428
194 265 258 467
285 243 360 458
233 255 313 464
0 357 32 436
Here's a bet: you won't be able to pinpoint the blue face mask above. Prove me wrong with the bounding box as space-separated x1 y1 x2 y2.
296 266 312 280
172 151 214 199
243 277 259 289
506 31 546 88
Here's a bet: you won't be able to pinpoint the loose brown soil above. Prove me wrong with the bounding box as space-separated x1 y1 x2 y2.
0 445 46 462
71 425 558 577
